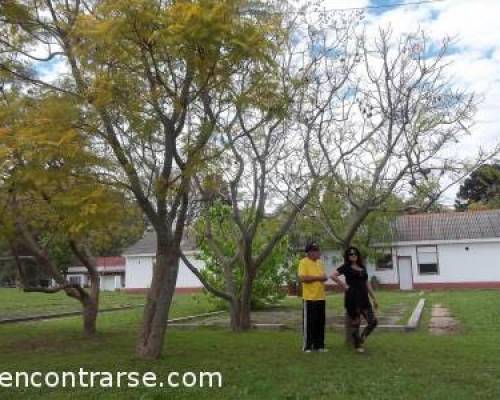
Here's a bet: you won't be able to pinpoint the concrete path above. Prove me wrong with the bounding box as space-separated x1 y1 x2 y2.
429 303 460 335
169 300 427 333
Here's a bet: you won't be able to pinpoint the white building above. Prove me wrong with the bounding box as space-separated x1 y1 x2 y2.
369 210 500 290
66 257 125 291
123 231 205 293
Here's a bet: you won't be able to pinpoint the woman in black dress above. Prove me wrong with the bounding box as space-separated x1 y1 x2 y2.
330 246 379 353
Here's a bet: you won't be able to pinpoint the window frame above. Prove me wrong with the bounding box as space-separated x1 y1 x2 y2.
68 275 83 286
375 247 394 271
416 245 440 275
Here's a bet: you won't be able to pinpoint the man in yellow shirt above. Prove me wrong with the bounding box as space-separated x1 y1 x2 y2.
298 242 328 352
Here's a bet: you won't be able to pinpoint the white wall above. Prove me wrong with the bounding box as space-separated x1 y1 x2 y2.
370 241 500 285
321 250 343 276
411 241 500 284
125 256 153 289
366 261 399 285
323 249 380 283
177 258 205 288
125 254 205 289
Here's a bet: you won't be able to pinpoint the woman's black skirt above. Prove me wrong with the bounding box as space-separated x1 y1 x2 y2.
344 287 372 319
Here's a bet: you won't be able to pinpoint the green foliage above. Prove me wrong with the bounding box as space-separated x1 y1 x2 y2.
456 163 500 210
405 176 445 212
197 201 293 308
0 92 144 268
291 180 405 260
353 209 399 261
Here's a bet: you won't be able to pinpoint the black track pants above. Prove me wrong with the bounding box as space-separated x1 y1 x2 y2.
303 300 325 351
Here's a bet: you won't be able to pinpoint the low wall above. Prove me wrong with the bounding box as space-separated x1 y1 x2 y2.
413 281 500 290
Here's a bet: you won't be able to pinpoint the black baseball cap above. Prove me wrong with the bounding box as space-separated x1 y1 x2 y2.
305 242 320 253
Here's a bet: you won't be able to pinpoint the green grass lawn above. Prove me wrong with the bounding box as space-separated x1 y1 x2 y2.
0 289 500 399
0 289 218 320
0 289 147 319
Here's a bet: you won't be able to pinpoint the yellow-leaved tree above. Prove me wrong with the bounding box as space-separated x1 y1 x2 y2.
0 0 281 358
0 90 143 336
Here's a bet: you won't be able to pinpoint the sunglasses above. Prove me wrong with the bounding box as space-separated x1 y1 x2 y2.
348 252 358 256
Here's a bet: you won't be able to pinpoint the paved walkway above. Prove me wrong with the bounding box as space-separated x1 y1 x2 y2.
169 303 418 332
429 303 460 335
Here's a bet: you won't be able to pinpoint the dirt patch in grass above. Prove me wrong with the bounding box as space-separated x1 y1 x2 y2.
429 303 461 335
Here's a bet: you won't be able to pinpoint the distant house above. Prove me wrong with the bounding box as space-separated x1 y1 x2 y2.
66 256 125 291
369 210 500 290
122 230 205 293
0 254 54 289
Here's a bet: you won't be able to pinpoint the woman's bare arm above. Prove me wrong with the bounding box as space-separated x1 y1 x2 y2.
330 270 348 291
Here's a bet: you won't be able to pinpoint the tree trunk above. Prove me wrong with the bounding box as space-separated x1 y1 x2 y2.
228 299 242 331
228 268 255 331
238 273 254 330
81 271 100 337
136 237 180 359
13 223 102 337
82 297 98 337
228 295 253 331
342 242 355 346
222 259 243 332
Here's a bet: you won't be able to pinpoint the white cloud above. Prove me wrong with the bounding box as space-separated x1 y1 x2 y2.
429 0 500 51
37 59 70 83
359 0 500 203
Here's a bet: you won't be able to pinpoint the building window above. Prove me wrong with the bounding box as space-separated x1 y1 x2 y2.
375 248 393 270
68 275 82 286
417 246 439 274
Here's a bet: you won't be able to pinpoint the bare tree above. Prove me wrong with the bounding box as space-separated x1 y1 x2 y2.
183 4 363 331
306 27 498 249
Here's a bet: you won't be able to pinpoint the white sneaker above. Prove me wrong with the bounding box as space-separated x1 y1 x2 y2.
303 349 312 353
356 347 365 353
317 348 329 353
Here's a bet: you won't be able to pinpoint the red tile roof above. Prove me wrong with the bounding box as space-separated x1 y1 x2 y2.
73 256 125 268
386 209 500 243
96 257 125 268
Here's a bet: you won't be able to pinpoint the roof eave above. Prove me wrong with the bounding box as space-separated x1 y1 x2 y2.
123 250 201 258
372 237 500 247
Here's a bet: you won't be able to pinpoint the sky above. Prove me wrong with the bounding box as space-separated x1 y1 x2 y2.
314 0 500 203
283 0 499 204
36 0 500 204
363 0 500 154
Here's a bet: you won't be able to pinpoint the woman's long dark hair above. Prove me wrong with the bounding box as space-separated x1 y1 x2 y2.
343 246 365 268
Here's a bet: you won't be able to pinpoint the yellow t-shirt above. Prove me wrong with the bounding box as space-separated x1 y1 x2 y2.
298 257 326 301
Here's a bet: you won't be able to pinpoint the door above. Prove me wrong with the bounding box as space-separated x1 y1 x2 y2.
398 256 413 290
100 276 115 291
